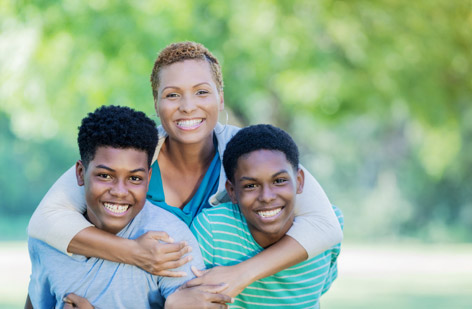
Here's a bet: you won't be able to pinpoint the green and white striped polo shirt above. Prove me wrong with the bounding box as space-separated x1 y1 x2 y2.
191 202 343 309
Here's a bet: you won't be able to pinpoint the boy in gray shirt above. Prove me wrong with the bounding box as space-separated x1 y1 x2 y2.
28 105 204 308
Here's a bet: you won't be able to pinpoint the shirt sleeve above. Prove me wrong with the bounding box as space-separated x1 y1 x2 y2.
285 165 343 259
190 211 215 268
321 206 344 294
27 166 93 254
28 238 56 308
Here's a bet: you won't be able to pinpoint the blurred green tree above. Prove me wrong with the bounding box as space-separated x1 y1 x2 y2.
0 0 470 241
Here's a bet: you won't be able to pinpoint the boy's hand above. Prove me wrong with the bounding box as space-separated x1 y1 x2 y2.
132 231 193 276
63 293 93 309
165 283 233 309
182 265 250 298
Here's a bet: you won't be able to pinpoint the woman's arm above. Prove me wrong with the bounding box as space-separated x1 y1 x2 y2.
28 166 90 253
184 236 306 297
286 165 343 259
28 166 191 275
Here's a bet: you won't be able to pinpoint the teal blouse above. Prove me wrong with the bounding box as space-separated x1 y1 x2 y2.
146 150 221 227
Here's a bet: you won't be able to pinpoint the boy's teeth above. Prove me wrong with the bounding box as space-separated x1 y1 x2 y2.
257 208 282 218
177 119 203 127
104 203 129 214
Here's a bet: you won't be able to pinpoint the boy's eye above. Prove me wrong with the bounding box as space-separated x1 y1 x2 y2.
129 176 142 182
243 183 258 190
98 173 111 179
274 178 288 184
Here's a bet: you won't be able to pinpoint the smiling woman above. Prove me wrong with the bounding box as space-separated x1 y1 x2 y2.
27 41 342 307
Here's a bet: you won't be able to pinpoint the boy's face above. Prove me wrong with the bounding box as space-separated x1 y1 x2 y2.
76 147 151 234
226 149 304 248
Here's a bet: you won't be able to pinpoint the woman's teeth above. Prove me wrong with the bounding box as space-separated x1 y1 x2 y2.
257 208 282 218
177 119 203 128
104 203 129 214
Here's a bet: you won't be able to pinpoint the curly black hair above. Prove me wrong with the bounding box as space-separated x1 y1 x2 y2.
78 105 158 168
223 124 299 182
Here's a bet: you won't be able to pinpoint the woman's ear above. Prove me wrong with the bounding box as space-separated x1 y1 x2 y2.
218 91 225 111
225 179 238 204
296 168 305 194
75 160 85 186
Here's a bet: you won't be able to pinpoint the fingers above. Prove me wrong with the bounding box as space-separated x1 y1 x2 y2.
145 231 174 243
191 265 206 277
182 276 203 288
63 293 94 309
161 242 192 256
205 292 233 305
148 251 194 276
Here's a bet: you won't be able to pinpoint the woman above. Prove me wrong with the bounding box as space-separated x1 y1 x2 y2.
28 42 342 305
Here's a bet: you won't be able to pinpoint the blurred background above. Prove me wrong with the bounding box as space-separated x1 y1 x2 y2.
1 0 471 308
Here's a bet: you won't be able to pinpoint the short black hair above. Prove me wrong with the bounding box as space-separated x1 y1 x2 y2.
223 124 299 182
78 105 158 168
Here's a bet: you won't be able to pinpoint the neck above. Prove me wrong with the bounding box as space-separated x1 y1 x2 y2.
162 133 215 172
250 230 285 249
248 217 294 249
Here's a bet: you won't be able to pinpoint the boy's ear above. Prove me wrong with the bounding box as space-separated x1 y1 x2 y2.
146 168 153 190
75 160 86 186
225 179 238 204
296 168 305 194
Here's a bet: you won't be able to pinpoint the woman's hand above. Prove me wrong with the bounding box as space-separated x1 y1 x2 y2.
131 231 193 276
165 284 233 309
63 293 94 309
182 265 252 298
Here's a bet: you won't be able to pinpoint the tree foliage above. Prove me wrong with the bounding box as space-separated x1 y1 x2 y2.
1 0 471 241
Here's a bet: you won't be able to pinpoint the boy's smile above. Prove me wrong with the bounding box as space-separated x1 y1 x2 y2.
226 149 304 248
76 147 151 234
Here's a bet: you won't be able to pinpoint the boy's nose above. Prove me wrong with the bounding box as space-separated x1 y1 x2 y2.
109 180 128 197
258 185 276 203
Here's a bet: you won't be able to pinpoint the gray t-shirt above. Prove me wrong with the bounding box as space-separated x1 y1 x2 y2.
28 201 204 309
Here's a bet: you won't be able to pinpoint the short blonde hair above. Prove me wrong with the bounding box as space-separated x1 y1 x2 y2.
150 41 223 102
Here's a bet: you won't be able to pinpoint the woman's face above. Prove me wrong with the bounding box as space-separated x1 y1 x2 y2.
156 59 224 146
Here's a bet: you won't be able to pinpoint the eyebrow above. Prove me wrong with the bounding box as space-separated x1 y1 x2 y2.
238 170 289 181
161 82 211 92
95 165 146 173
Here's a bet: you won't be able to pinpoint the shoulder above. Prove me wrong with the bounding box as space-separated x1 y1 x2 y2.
215 124 240 145
193 202 238 228
201 202 241 221
331 205 344 230
139 201 189 228
138 201 195 242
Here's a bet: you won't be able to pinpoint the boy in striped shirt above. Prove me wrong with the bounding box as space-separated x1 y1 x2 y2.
191 124 343 309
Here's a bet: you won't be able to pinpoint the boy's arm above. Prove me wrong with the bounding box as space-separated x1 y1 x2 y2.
188 166 343 297
24 294 32 309
28 239 56 309
28 166 190 275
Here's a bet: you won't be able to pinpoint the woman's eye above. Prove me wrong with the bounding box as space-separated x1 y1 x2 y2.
165 93 179 98
196 90 209 95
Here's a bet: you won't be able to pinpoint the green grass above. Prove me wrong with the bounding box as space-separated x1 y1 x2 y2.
2 242 472 308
